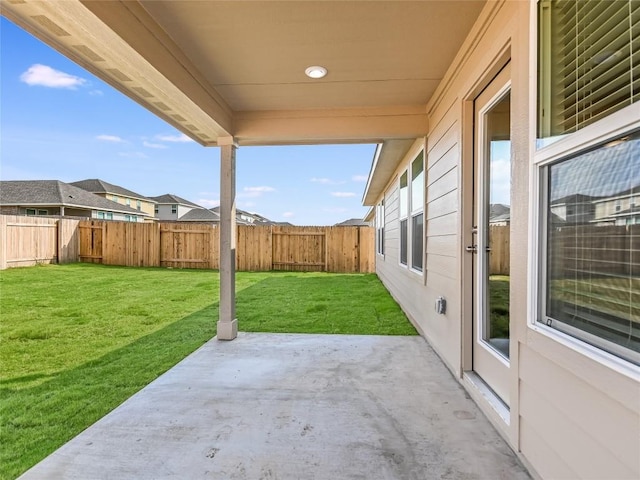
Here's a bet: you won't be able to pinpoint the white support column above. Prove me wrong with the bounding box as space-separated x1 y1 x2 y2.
217 137 238 340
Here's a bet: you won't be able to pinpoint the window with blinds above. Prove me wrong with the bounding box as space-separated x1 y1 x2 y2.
538 0 640 140
543 130 640 364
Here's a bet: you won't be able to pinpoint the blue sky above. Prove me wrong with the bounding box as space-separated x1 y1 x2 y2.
0 18 375 225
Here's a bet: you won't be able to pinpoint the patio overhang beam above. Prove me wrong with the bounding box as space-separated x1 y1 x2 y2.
234 106 428 146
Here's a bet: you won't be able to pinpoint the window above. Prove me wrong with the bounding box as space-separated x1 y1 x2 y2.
411 153 424 271
376 200 385 255
535 1 640 365
541 130 640 364
131 215 137 222
112 195 118 202
136 200 141 211
171 204 178 214
97 211 105 219
399 172 408 265
398 151 425 271
38 209 48 216
126 198 131 206
106 212 113 220
538 0 639 144
25 208 36 216
154 205 159 214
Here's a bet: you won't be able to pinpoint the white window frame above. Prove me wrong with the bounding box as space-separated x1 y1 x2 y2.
527 2 640 376
398 149 425 275
171 204 178 214
410 152 425 273
376 199 385 256
399 171 409 267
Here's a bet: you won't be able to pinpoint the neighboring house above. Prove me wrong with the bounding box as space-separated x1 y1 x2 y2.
592 186 640 226
334 218 371 227
549 194 597 225
0 180 147 222
175 207 220 223
71 178 157 221
488 204 510 226
147 194 203 221
210 206 272 225
8 2 639 479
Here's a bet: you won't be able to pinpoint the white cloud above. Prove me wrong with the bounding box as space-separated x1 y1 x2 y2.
310 177 345 185
239 201 256 208
97 134 124 143
282 212 295 218
311 177 331 184
155 133 194 143
20 64 87 89
331 192 356 198
240 186 276 198
89 90 104 96
118 152 148 159
198 199 219 208
143 141 168 149
352 175 368 182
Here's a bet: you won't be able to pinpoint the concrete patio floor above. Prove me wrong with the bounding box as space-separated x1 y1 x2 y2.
19 333 531 480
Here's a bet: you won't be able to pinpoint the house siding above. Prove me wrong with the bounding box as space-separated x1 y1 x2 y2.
97 193 155 218
373 1 639 479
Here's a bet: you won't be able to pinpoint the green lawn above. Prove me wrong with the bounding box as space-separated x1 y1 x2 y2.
489 275 510 339
0 263 414 479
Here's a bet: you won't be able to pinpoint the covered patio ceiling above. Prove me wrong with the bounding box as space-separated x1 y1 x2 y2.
3 0 485 147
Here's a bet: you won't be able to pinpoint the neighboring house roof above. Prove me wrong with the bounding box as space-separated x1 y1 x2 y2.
70 178 154 202
334 218 371 226
148 194 202 208
210 206 271 225
177 208 220 222
0 180 145 215
550 193 599 205
490 204 510 217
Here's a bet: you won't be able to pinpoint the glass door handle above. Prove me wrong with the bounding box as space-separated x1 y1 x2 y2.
466 245 477 253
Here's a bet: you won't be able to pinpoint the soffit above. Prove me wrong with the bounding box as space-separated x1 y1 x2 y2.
2 0 485 145
363 139 415 206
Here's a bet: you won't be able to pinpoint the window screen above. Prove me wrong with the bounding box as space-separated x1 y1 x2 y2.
543 130 640 363
400 219 408 266
411 213 424 271
538 0 639 140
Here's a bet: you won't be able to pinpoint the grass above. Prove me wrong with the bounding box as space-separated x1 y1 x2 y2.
489 275 510 339
0 263 414 479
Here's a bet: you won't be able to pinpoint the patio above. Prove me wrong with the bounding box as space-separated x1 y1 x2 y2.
18 333 530 480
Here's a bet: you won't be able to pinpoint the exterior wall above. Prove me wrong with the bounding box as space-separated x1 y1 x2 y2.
0 206 20 215
155 204 178 220
65 208 92 218
177 204 193 218
154 204 195 221
100 193 156 217
374 1 639 479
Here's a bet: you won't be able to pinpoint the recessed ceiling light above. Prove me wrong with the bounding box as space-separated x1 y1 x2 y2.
305 66 327 79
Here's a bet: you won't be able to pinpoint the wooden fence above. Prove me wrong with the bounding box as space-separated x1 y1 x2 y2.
489 226 510 275
77 221 375 273
0 215 80 269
